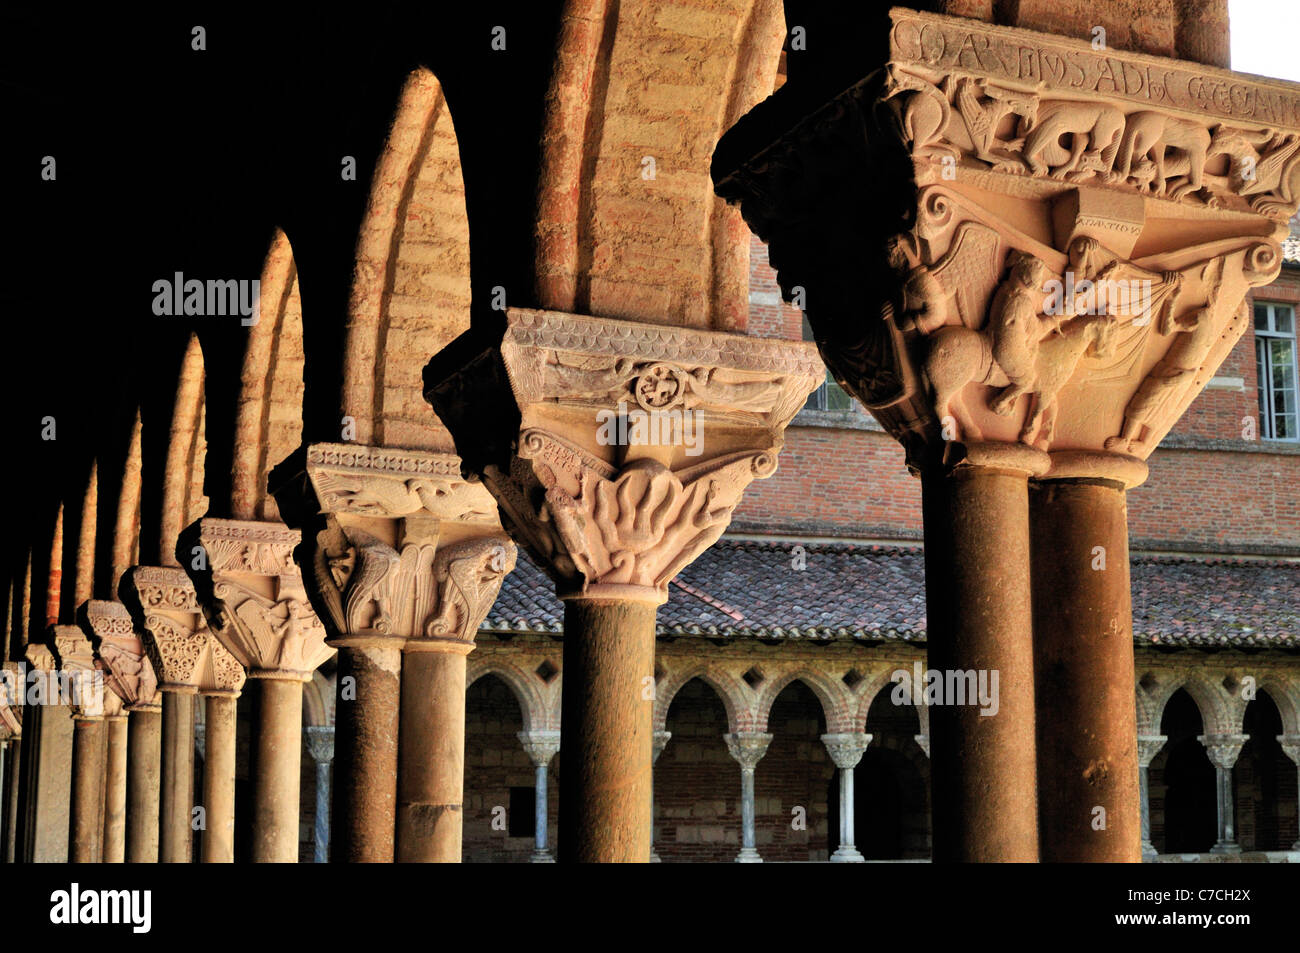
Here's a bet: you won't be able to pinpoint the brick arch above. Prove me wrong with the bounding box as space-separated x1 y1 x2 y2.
231 230 304 522
654 663 748 734
344 67 467 452
535 0 786 329
160 333 207 568
1255 677 1300 737
756 668 853 733
109 409 143 594
1155 674 1240 736
73 460 97 609
466 658 551 733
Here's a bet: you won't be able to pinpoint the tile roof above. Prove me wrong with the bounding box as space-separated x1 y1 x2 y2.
484 540 1300 649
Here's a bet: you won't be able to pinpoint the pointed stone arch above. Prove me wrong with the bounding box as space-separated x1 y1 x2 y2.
466 658 552 733
756 667 853 733
654 663 749 734
160 334 208 568
232 230 305 522
344 67 469 452
1155 673 1240 736
1256 676 1300 737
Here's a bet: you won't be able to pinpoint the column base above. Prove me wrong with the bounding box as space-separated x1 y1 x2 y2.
1210 841 1242 855
735 847 763 863
530 849 555 863
830 845 865 863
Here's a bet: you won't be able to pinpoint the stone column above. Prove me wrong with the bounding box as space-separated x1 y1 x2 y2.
725 732 773 863
713 3 1300 865
425 310 821 863
1 736 18 864
1279 737 1300 851
1137 735 1168 862
822 732 872 863
183 520 332 864
271 447 516 863
921 447 1044 862
1031 455 1148 863
81 600 160 863
305 726 334 863
1200 734 1247 855
120 566 246 864
201 691 239 862
650 730 670 863
52 625 107 863
518 729 561 863
99 693 128 864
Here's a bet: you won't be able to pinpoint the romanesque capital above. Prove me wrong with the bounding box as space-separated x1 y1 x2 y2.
49 625 105 719
821 732 873 770
270 443 516 649
518 729 561 767
724 731 774 771
0 660 21 738
1276 735 1300 767
119 566 246 696
1197 732 1249 770
181 518 333 681
306 725 335 765
79 599 160 712
424 308 821 601
713 7 1300 479
1137 734 1169 768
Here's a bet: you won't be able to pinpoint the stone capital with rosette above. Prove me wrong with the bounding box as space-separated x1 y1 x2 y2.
181 518 334 681
724 731 774 770
424 308 821 602
119 566 246 696
713 8 1300 483
270 443 516 650
821 732 873 770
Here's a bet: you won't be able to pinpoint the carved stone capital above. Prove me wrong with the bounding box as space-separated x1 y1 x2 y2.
713 8 1300 474
1137 734 1168 768
1276 735 1300 767
425 308 820 600
120 566 246 696
49 625 106 719
724 731 774 770
271 443 517 650
0 663 21 736
518 729 561 767
914 734 930 758
821 732 873 770
1198 733 1249 770
306 725 335 765
79 599 160 712
183 518 333 681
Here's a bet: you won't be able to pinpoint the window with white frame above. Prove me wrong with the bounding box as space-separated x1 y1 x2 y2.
801 315 857 412
1256 301 1299 441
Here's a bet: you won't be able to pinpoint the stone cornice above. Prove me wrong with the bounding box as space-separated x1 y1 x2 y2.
303 443 498 524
